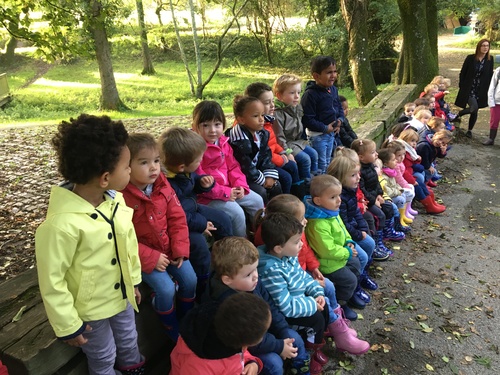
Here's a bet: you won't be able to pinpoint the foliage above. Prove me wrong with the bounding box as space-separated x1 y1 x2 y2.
477 0 500 41
436 0 478 20
367 0 401 58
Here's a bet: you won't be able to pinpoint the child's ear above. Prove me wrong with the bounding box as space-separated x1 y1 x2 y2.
178 164 185 172
312 195 322 206
312 72 320 80
99 172 110 189
272 244 283 255
275 91 283 101
221 274 233 287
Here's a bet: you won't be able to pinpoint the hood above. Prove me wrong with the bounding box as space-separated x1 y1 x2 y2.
303 197 333 219
257 245 293 270
304 80 325 92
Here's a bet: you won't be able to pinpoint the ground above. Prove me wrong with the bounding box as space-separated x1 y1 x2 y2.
0 34 499 374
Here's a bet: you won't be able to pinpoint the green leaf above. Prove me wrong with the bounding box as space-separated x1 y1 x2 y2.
12 305 27 322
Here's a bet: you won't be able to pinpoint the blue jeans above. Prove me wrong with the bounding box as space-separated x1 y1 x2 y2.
413 171 429 200
391 195 405 209
310 133 334 173
142 260 197 312
356 235 375 266
323 277 340 324
294 146 318 180
352 241 369 272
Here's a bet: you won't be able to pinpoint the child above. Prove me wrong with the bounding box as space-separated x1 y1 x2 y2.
338 95 358 147
121 133 197 342
483 66 500 145
245 82 305 199
398 102 416 123
303 175 373 313
170 292 269 375
351 139 405 244
191 100 264 238
398 129 446 214
408 107 432 133
301 56 345 173
272 73 319 184
227 95 282 204
35 114 145 374
205 237 310 375
159 127 233 297
416 129 453 186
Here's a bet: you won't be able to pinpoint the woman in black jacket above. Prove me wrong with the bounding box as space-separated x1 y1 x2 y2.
454 38 494 138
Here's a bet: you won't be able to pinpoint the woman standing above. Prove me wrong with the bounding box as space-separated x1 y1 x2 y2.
454 39 494 138
483 67 500 145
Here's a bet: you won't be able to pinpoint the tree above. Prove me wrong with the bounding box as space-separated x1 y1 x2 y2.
395 0 438 90
340 0 378 105
135 0 155 75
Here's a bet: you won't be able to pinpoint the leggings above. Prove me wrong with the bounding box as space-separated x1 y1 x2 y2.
458 97 479 131
286 308 329 344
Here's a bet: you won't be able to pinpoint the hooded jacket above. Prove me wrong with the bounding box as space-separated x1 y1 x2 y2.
272 100 309 154
359 162 384 207
339 187 369 242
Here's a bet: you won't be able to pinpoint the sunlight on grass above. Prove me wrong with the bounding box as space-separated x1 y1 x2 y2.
33 78 100 89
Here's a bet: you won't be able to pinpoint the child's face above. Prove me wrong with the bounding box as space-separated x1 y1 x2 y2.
341 100 349 116
344 166 360 190
183 153 204 173
428 98 436 109
107 146 131 191
433 137 449 148
431 122 445 132
421 115 431 125
223 260 259 292
405 106 415 117
384 153 398 169
359 145 378 164
313 184 342 211
313 64 338 88
408 137 418 149
258 90 275 116
198 119 224 144
395 149 405 163
294 202 307 228
129 146 161 190
237 101 265 133
277 83 302 107
279 233 303 258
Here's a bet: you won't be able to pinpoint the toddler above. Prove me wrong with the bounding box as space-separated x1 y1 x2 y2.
408 107 432 133
338 95 358 148
416 129 453 186
398 102 416 123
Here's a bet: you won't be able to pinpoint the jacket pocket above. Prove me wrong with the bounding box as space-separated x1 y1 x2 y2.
76 270 95 304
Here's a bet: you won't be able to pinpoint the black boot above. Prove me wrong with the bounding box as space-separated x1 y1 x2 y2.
482 129 497 145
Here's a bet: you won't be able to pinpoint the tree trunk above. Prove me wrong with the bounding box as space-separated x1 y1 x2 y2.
136 0 155 75
188 0 203 99
88 0 126 111
340 0 378 105
4 12 20 65
395 0 438 91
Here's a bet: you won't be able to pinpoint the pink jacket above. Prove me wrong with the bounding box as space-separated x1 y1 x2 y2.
197 135 250 205
121 173 190 274
395 162 412 189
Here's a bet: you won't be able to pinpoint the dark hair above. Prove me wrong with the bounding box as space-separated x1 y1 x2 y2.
311 55 336 74
254 194 303 229
377 148 394 165
381 139 405 153
51 114 128 184
389 123 409 138
233 95 261 118
245 82 272 99
158 127 206 168
475 38 491 61
413 97 430 107
339 95 347 103
214 292 271 349
127 133 157 160
261 213 303 250
192 100 227 131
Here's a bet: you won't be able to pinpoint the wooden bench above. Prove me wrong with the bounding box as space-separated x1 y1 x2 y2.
0 269 172 375
0 74 12 108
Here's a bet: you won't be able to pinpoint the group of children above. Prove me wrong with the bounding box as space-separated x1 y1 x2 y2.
35 57 455 375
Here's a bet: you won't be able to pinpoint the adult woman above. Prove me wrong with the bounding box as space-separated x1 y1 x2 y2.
454 39 494 138
483 67 500 145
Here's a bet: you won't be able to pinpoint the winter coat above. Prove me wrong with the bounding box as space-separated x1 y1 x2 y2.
487 67 500 107
257 245 324 318
301 81 345 137
226 124 279 186
395 162 412 189
196 135 250 205
455 54 494 109
169 300 262 375
35 185 141 339
338 117 358 147
359 162 383 207
416 134 446 170
339 187 369 242
303 198 355 275
264 115 287 167
379 169 403 199
272 100 309 155
121 174 190 274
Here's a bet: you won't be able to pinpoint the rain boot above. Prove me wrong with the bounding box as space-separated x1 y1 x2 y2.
394 216 411 233
354 285 370 304
118 357 146 375
334 305 358 337
419 195 445 214
402 203 414 220
176 296 195 321
305 340 328 365
374 230 393 258
482 129 497 145
382 218 405 241
290 354 312 375
327 317 370 355
407 201 418 217
360 269 378 291
155 306 179 342
398 207 412 226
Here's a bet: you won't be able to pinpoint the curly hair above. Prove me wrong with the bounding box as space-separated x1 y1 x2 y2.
233 95 261 118
211 237 259 278
51 114 128 184
245 82 273 99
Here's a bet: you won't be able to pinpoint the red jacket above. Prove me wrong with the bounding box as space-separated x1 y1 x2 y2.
264 121 286 167
420 91 447 119
197 135 250 205
121 173 190 274
403 153 418 185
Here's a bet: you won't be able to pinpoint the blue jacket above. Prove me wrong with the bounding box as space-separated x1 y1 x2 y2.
416 134 446 170
301 81 345 134
340 187 369 242
359 162 383 207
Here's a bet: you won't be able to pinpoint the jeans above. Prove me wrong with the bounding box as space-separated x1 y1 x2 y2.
310 133 334 173
142 260 197 312
208 190 264 237
356 235 375 267
294 146 319 180
352 241 369 272
325 256 360 302
323 277 340 324
413 171 429 200
391 195 406 209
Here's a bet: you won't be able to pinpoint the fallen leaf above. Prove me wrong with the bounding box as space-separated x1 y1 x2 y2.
425 363 434 371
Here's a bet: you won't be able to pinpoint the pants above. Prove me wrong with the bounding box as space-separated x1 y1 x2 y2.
459 96 479 131
323 277 340 324
324 256 361 303
490 105 500 130
310 133 334 173
249 181 282 205
356 235 375 268
413 171 429 200
277 161 300 194
286 309 329 344
142 260 197 312
294 146 319 180
368 205 386 229
207 191 264 237
363 211 376 235
81 303 142 375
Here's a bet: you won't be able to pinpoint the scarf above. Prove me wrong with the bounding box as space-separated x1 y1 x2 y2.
399 139 420 161
382 167 397 178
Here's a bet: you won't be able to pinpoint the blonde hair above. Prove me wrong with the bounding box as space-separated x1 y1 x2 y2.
415 109 432 121
158 127 206 169
442 78 451 89
310 174 342 198
273 74 302 95
433 129 453 142
351 138 376 156
430 76 444 86
381 138 405 153
327 147 359 187
374 158 383 170
423 83 438 94
211 237 259 278
427 117 445 130
399 129 419 143
404 102 416 111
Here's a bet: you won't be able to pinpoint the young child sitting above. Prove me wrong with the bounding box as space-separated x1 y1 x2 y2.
338 95 358 148
301 56 345 173
272 73 319 185
398 102 416 123
416 129 453 187
159 127 233 297
408 106 432 133
227 95 282 204
245 82 305 199
121 133 197 342
205 237 310 375
170 292 270 375
191 100 264 238
36 114 145 374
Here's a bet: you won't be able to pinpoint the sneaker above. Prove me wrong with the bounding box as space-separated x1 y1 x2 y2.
373 247 390 261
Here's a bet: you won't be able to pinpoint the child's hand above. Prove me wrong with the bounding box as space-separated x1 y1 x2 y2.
134 287 142 305
280 338 298 359
315 296 325 311
347 243 358 257
169 257 184 269
264 177 276 189
230 187 239 201
64 325 92 347
416 156 422 161
155 253 170 272
413 181 418 186
429 166 435 175
311 268 324 281
361 231 367 239
242 362 259 375
326 122 335 133
281 154 289 164
334 119 342 134
287 154 296 162
200 175 214 188
204 221 216 236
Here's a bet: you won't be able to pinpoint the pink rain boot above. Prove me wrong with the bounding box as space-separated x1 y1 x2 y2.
328 318 370 355
407 201 418 216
